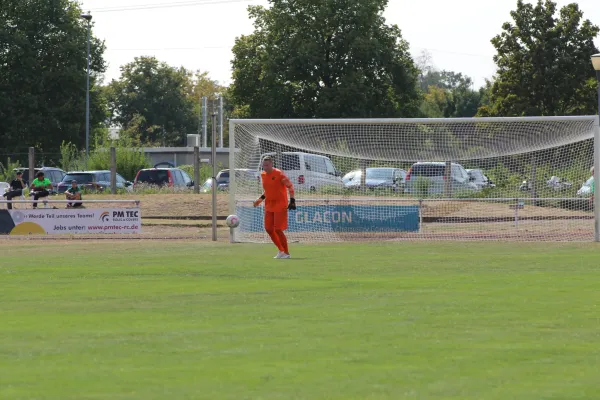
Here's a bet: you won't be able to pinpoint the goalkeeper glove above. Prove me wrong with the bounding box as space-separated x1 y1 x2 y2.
288 198 296 210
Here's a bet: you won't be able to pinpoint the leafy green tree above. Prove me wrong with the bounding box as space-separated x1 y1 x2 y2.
106 57 197 146
186 71 228 146
418 69 482 118
0 0 107 154
230 0 421 118
189 71 225 105
478 0 599 117
419 86 449 118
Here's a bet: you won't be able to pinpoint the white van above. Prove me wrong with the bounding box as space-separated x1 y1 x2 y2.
259 152 345 192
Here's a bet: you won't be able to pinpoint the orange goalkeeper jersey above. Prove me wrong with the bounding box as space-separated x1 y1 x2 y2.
261 168 293 212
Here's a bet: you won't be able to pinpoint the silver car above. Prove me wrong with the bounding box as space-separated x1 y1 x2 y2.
343 168 406 191
467 169 495 190
404 162 479 195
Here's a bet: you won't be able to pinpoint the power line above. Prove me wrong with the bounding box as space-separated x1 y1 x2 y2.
91 0 262 13
103 45 494 59
412 46 495 60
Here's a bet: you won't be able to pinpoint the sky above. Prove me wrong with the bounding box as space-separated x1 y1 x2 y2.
79 0 600 89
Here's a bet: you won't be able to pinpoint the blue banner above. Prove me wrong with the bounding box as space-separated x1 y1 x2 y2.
236 205 419 233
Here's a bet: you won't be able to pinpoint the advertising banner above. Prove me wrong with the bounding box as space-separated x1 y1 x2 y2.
0 208 141 235
236 205 419 233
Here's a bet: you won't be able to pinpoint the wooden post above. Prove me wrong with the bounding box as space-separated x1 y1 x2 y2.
531 153 537 205
360 159 367 192
444 161 452 198
110 147 117 194
28 147 35 186
194 146 200 194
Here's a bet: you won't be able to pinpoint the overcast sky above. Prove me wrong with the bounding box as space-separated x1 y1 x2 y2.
79 0 600 89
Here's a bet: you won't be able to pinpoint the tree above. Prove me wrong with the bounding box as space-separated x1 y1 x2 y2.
417 57 482 118
186 71 227 144
0 0 106 156
189 71 225 105
420 86 449 118
106 57 197 146
230 0 421 119
478 0 599 117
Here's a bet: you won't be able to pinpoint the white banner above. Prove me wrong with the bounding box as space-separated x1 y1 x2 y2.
4 208 141 235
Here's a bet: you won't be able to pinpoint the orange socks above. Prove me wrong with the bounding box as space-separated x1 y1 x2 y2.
276 230 289 254
267 230 284 252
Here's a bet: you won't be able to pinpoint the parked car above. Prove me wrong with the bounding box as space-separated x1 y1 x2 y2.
343 168 407 191
404 162 478 195
466 169 495 190
258 152 344 192
546 176 573 191
13 167 66 192
519 176 574 192
57 171 133 194
577 176 593 197
200 169 259 193
133 167 194 188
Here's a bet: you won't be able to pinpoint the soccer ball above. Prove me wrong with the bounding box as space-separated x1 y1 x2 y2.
225 214 240 228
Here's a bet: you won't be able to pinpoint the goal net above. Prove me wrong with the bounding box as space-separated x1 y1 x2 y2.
228 116 600 242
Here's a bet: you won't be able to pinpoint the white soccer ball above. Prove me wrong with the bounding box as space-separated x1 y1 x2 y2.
225 214 240 228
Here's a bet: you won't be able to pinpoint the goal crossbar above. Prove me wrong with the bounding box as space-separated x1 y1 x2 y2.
230 116 600 125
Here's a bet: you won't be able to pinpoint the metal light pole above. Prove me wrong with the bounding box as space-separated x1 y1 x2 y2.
591 53 600 242
202 96 208 148
593 54 600 113
80 13 92 157
211 112 218 242
218 96 224 148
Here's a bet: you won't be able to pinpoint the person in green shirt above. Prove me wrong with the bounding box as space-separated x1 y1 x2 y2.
30 171 52 209
65 180 83 208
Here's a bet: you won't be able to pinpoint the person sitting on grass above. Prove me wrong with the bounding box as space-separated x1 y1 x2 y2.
65 180 83 208
30 171 53 209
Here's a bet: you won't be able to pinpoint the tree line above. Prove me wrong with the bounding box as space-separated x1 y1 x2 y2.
0 0 598 156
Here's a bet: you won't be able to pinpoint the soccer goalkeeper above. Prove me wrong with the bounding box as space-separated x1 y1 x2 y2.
253 156 296 259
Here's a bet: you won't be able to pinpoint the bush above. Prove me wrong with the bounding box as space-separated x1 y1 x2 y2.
59 136 152 181
317 185 347 195
131 182 196 194
413 177 432 198
0 158 21 182
486 163 522 189
178 164 214 185
59 141 87 172
87 148 150 182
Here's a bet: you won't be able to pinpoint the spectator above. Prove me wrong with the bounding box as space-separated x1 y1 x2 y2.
65 180 83 208
2 171 27 210
30 171 52 208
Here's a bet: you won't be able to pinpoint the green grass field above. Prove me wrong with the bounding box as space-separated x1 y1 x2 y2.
1 241 600 399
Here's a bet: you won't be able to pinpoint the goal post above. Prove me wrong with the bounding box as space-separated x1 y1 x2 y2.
594 115 600 242
229 116 600 242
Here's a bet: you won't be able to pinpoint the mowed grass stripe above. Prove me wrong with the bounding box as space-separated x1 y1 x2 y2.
1 242 599 399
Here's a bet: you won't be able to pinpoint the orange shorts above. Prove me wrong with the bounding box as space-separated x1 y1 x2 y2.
265 210 288 231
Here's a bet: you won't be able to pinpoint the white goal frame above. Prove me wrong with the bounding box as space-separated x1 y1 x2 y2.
229 116 600 242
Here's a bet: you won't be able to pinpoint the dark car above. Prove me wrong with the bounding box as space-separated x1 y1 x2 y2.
13 167 66 192
133 168 194 188
57 171 132 194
